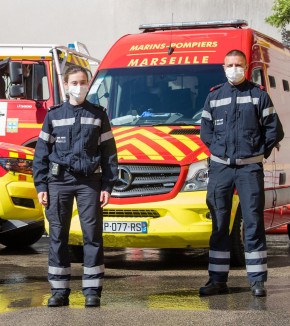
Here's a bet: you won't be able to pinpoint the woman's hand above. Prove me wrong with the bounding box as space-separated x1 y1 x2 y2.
38 192 48 207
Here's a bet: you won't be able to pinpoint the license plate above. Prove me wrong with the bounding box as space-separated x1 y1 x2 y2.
103 221 147 233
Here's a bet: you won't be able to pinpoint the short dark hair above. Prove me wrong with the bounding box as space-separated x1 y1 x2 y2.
225 49 247 62
63 65 88 83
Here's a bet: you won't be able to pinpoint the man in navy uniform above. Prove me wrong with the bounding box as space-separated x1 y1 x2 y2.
199 49 284 297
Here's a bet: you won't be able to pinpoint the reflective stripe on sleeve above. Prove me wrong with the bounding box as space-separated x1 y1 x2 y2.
201 110 212 120
49 280 70 289
100 130 114 142
52 117 75 127
210 97 231 108
39 130 55 143
81 117 102 126
84 265 105 275
245 251 267 259
208 263 230 272
82 279 104 288
209 250 230 259
48 266 71 275
262 107 276 118
246 263 267 273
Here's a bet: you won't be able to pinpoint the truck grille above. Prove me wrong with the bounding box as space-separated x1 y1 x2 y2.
169 128 200 135
103 209 160 218
112 164 180 198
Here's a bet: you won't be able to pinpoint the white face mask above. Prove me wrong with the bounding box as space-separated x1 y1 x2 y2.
225 67 245 84
68 85 88 103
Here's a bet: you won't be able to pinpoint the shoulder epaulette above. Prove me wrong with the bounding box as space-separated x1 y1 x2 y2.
210 84 223 92
48 104 62 111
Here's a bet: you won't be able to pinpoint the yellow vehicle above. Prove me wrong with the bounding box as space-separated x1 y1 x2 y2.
0 142 43 247
66 20 290 266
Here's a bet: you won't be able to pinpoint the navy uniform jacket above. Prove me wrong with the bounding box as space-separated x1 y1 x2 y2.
33 100 118 194
200 80 284 164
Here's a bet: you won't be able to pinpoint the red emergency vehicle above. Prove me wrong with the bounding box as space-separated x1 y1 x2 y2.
0 42 99 247
0 41 99 147
68 20 290 265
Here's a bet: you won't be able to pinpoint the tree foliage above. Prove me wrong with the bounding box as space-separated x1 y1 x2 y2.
265 0 290 28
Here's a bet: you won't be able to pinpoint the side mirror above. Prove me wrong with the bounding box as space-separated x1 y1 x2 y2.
9 84 25 98
9 61 23 84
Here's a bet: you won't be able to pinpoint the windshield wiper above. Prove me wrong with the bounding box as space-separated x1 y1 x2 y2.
149 122 199 126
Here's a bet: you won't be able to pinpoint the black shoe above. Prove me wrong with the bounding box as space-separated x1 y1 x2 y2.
48 293 69 307
85 295 101 307
250 281 267 297
199 280 229 296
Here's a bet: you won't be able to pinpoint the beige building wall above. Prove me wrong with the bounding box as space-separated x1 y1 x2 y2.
0 0 282 60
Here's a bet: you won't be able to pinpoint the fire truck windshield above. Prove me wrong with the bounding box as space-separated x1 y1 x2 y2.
87 65 226 126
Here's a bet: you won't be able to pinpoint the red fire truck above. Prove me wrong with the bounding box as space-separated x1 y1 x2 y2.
67 21 290 265
0 41 100 147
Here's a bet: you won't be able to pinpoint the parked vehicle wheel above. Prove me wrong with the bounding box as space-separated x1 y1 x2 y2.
230 207 245 267
287 223 290 240
0 223 44 248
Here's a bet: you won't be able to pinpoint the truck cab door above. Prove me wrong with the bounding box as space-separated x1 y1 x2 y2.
251 67 276 229
252 66 290 229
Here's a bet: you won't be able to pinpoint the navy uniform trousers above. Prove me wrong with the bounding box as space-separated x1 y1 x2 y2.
206 160 267 283
45 170 104 297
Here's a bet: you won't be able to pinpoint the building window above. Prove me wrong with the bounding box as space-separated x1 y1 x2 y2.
268 75 276 88
282 79 289 91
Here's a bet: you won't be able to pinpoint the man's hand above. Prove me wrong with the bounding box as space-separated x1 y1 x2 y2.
100 191 111 207
38 192 48 207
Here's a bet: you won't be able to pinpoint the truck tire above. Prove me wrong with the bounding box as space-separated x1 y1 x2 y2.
0 224 44 248
230 207 245 267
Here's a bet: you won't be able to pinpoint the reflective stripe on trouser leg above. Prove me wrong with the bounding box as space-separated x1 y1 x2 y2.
245 250 268 282
48 266 71 295
82 265 105 296
208 250 230 282
206 161 234 282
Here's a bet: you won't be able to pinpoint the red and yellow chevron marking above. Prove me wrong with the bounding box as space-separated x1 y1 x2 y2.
113 126 208 163
0 142 34 160
60 52 90 68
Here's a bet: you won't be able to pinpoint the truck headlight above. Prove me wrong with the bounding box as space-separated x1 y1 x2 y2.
0 158 33 175
181 160 209 192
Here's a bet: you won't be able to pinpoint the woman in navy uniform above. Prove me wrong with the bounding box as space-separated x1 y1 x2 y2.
33 65 118 307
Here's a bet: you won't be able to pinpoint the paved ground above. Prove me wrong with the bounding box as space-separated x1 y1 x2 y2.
0 234 290 326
